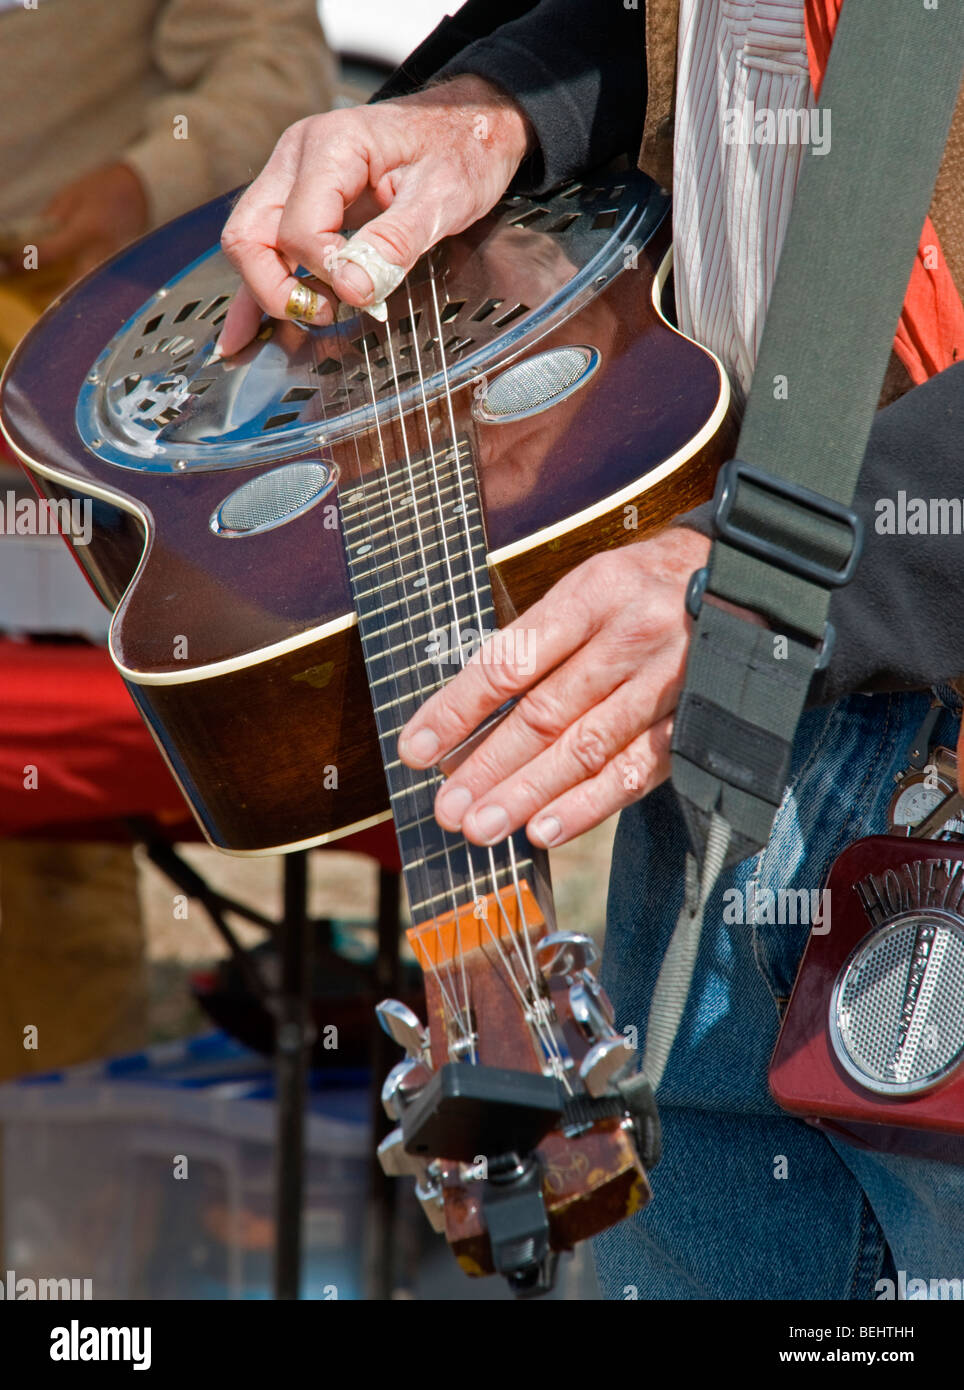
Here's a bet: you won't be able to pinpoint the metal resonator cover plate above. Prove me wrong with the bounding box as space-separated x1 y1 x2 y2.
76 171 667 473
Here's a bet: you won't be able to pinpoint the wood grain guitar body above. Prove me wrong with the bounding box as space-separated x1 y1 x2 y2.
0 172 734 855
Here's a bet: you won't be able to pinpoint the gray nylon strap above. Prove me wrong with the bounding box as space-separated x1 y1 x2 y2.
647 0 964 1093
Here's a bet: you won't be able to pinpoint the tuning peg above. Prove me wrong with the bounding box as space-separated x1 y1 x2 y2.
415 1176 446 1233
377 1127 428 1180
381 1057 431 1120
569 976 614 1042
375 998 430 1060
535 931 597 978
377 1132 446 1234
579 1036 635 1097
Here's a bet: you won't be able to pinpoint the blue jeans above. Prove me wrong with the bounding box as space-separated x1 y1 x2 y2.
594 689 964 1299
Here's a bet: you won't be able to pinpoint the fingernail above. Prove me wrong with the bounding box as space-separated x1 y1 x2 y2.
531 815 562 847
399 727 439 765
470 805 509 845
435 784 472 827
336 263 373 303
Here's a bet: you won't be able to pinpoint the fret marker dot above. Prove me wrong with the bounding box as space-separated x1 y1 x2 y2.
413 577 427 588
356 543 373 555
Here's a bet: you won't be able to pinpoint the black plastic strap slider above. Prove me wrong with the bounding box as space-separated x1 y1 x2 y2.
712 458 864 588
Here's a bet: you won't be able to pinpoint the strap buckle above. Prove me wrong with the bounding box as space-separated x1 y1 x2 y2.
712 458 863 587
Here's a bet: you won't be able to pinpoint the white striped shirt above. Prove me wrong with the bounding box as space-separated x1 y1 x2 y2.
673 0 815 400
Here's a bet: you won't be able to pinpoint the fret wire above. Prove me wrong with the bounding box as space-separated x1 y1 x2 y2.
340 473 473 528
340 472 473 525
342 497 478 539
408 862 533 918
350 569 491 605
339 442 470 498
359 604 496 649
366 657 458 690
346 516 483 565
341 485 476 530
359 600 497 649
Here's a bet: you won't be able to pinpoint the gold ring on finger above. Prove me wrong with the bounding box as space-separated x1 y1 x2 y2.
284 281 322 323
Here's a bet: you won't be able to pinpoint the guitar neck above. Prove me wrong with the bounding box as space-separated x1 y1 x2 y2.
337 425 550 926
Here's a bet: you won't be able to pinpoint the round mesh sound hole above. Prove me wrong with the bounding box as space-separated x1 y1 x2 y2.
212 460 333 536
833 912 964 1094
481 346 596 418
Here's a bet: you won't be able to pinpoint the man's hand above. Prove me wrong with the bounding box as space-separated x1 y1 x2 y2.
34 164 148 282
397 528 712 849
217 75 533 355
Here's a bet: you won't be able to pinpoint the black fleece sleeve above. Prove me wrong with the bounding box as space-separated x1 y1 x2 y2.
428 0 647 194
674 360 964 706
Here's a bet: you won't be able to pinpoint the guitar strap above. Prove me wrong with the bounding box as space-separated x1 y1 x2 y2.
644 0 964 1092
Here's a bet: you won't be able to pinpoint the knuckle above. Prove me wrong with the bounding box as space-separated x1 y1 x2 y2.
516 686 565 742
476 656 520 704
566 722 610 778
219 222 246 263
368 220 416 269
512 772 550 813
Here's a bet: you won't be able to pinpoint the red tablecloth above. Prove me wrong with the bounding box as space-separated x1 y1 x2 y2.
0 636 401 868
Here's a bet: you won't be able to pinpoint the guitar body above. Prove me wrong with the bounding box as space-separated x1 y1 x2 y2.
0 173 733 855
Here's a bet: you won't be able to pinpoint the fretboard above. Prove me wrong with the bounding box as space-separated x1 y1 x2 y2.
338 434 542 926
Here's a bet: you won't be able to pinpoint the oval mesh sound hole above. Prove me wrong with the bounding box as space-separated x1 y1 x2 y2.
836 916 964 1090
214 461 332 536
483 346 594 417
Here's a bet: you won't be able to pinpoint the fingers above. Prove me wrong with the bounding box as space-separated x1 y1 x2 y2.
435 677 672 846
217 285 266 358
431 628 677 832
525 716 674 848
398 588 598 770
219 107 483 352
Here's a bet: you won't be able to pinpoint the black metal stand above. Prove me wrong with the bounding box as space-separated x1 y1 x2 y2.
364 866 402 1300
273 851 314 1300
132 824 403 1302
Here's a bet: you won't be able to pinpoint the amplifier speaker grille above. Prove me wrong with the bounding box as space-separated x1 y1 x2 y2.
832 911 964 1094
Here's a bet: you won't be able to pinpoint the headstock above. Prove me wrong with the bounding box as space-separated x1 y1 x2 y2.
376 879 657 1296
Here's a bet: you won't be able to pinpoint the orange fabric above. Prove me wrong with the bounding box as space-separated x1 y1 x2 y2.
805 0 964 385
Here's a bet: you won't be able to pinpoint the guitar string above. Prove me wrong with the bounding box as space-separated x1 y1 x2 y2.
424 269 566 1073
306 256 564 1075
304 289 470 1050
400 276 562 1067
396 284 476 1050
364 297 555 1065
359 318 476 1054
417 267 567 1073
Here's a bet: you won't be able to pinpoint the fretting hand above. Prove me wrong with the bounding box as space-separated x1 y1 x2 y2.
398 529 712 849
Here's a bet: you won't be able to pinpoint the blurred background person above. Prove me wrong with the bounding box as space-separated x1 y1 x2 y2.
0 0 336 1080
